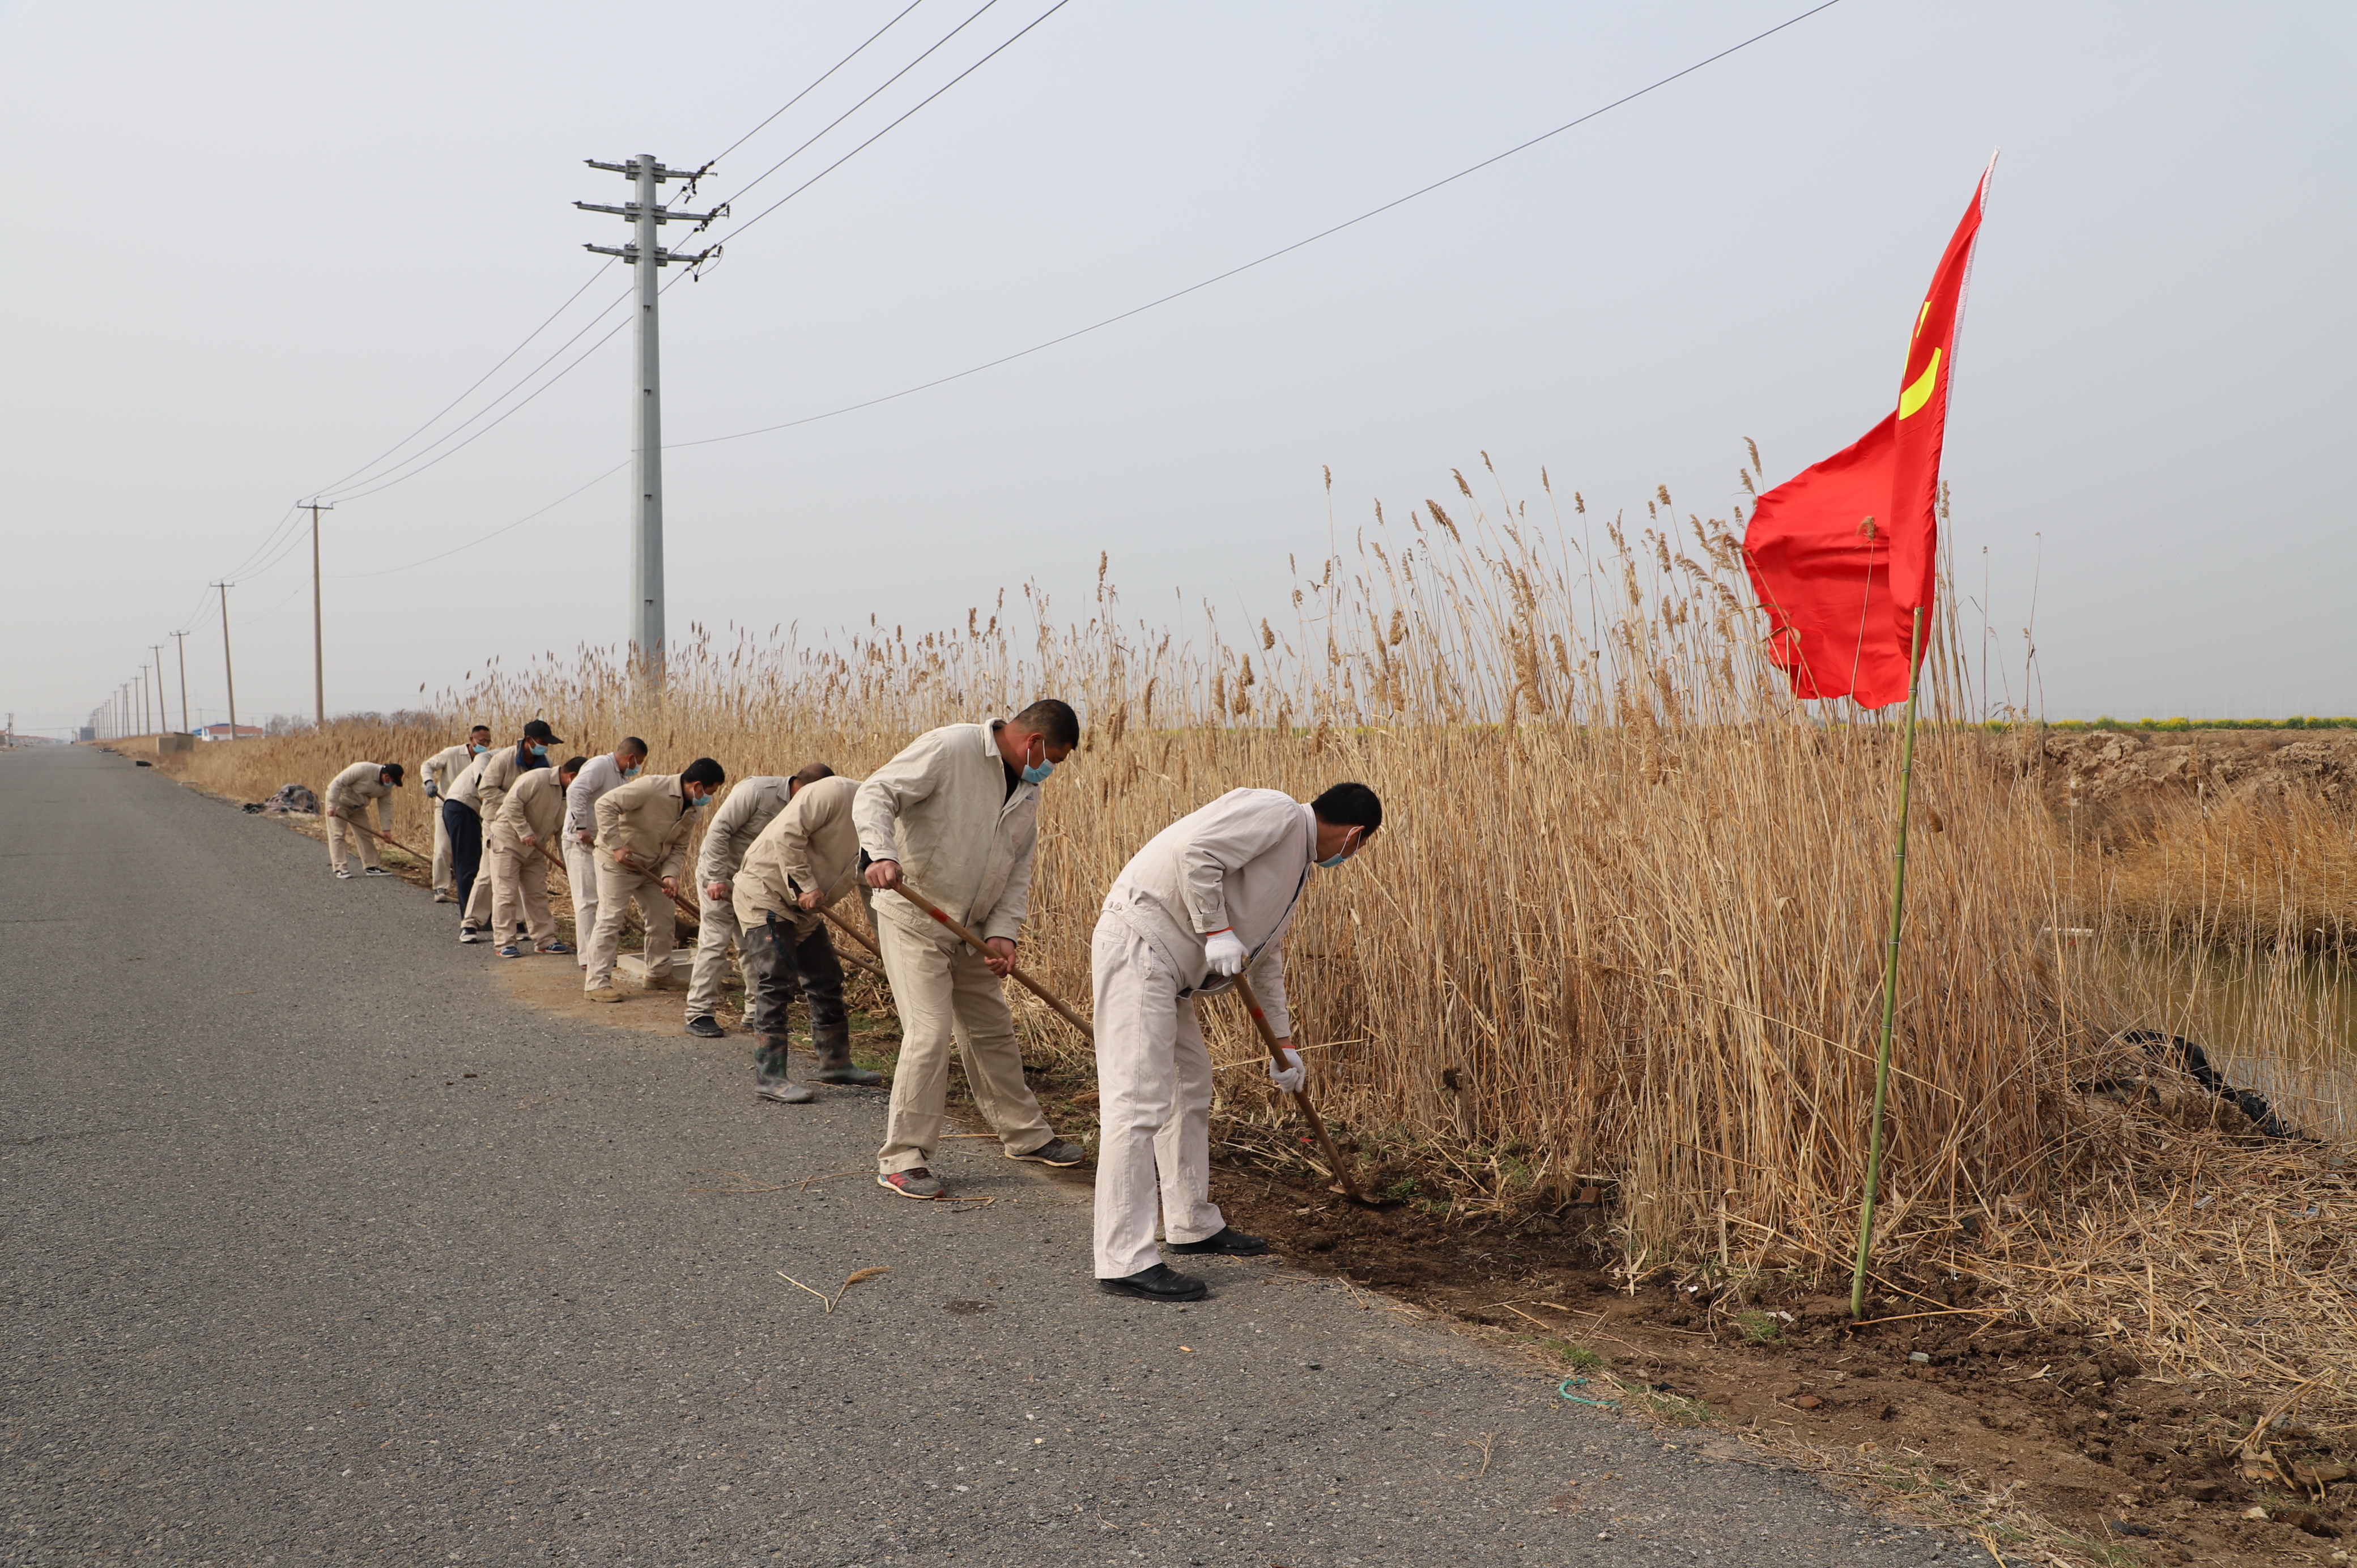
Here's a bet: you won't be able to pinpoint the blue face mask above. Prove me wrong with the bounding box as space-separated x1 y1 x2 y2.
621 764 641 779
1019 738 1055 786
684 790 707 808
528 743 547 758
469 742 488 755
1317 830 1362 870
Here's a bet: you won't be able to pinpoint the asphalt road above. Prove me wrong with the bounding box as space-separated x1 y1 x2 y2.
2 745 1990 1567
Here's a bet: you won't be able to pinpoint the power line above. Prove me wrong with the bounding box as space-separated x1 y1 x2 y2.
703 0 1074 250
331 463 630 581
688 0 1014 235
678 0 1848 451
307 262 620 499
693 0 935 174
317 285 641 503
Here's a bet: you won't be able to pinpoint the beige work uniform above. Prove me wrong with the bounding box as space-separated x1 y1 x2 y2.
563 754 631 957
731 775 867 935
685 777 795 1020
324 762 397 873
1092 789 1314 1279
488 768 569 947
462 745 548 928
586 773 698 991
422 743 475 894
853 719 1054 1173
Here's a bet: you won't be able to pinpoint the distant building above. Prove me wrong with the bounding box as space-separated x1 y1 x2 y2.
197 723 266 740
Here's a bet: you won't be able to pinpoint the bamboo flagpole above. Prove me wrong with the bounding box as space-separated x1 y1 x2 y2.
1850 604 1925 1319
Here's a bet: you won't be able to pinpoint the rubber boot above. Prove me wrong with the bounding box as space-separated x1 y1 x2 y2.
752 1033 814 1104
808 1019 880 1086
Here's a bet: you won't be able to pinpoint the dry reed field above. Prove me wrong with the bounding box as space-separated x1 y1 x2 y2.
162 459 2357 1458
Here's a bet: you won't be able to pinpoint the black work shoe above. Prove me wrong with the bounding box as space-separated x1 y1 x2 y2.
1009 1137 1087 1168
685 1015 726 1039
1097 1263 1208 1302
1168 1226 1270 1257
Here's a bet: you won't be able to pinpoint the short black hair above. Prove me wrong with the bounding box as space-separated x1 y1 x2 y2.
1011 698 1080 749
467 723 491 736
1311 781 1381 833
559 755 589 776
792 762 837 788
380 762 406 786
680 757 726 787
618 735 649 759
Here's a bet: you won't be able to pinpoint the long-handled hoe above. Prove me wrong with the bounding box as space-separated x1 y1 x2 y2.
1227 973 1381 1208
886 881 1095 1043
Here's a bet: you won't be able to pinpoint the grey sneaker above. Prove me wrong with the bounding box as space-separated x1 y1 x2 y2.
877 1168 947 1200
1009 1137 1087 1168
458 926 481 945
334 868 353 880
364 866 395 877
756 1079 814 1105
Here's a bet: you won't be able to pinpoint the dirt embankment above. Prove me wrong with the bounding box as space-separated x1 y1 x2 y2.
2007 729 2357 817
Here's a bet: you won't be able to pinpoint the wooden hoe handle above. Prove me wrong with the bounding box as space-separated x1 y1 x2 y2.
1230 972 1368 1204
891 882 1095 1045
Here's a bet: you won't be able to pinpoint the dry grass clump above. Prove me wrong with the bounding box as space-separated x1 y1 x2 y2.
170 459 2352 1414
1962 1085 2357 1411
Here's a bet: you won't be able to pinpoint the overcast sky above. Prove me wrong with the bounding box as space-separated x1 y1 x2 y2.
3 0 2350 736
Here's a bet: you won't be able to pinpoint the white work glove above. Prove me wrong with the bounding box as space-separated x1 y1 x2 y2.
1268 1046 1305 1094
1203 928 1248 977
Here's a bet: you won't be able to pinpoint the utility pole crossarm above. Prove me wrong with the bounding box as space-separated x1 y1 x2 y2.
572 201 725 225
584 158 697 181
582 242 718 267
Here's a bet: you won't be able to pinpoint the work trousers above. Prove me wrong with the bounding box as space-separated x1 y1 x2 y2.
441 800 483 913
585 861 674 990
563 837 599 955
429 801 454 894
874 913 1053 1174
488 841 556 947
1090 914 1224 1279
462 839 494 928
685 894 743 1020
741 913 847 1039
325 809 382 874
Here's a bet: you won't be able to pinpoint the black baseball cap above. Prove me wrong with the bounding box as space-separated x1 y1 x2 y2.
523 719 564 744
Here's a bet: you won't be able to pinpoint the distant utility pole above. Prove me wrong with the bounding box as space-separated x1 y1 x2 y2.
150 646 167 732
213 582 240 742
170 630 191 733
577 155 720 700
136 670 148 735
303 499 333 727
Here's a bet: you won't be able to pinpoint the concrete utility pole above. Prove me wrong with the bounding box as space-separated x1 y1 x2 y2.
577 155 720 700
303 500 333 727
214 582 240 742
150 646 167 732
171 630 191 733
136 670 148 735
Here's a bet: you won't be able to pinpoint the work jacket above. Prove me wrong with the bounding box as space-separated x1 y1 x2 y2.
695 776 796 891
594 773 697 880
474 742 548 826
734 776 869 937
1102 787 1314 1039
566 753 631 840
422 743 475 799
324 762 398 833
445 752 491 813
489 767 569 855
853 719 1040 947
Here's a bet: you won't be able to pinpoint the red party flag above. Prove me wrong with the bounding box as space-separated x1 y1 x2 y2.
1744 163 1993 708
